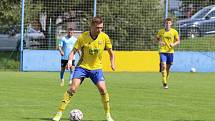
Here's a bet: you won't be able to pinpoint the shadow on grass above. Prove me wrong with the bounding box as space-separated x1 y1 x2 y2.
22 117 106 121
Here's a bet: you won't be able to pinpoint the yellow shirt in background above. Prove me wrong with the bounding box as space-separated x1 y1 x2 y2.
157 28 179 53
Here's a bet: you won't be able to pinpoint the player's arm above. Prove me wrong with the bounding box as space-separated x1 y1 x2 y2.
170 36 180 47
107 48 116 71
67 48 78 69
77 50 81 57
170 31 180 47
58 39 64 56
156 32 166 46
156 36 162 45
58 46 64 56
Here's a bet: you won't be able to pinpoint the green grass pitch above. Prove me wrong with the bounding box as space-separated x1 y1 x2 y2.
0 72 215 121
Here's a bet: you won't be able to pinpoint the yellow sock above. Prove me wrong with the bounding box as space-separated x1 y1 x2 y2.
161 70 167 84
101 93 110 114
166 72 170 82
58 91 73 112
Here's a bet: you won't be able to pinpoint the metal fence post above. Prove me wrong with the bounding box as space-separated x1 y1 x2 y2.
165 0 168 18
93 0 97 17
20 0 25 71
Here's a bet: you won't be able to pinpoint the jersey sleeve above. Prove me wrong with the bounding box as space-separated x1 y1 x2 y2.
105 35 112 49
59 38 63 47
174 29 179 39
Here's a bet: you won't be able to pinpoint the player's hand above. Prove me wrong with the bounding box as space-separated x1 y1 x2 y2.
170 43 174 47
67 60 73 70
60 52 64 56
111 64 116 71
159 41 165 46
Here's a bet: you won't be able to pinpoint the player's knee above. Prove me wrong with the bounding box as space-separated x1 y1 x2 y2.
161 67 166 71
98 88 107 94
68 87 76 95
61 67 66 71
161 64 166 70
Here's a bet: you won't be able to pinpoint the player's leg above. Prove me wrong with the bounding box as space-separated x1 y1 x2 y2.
60 60 67 86
90 70 114 121
166 64 171 81
60 78 81 111
166 53 174 85
69 60 75 85
97 82 114 121
53 67 86 121
53 78 81 121
60 67 65 86
69 66 74 85
161 62 168 89
160 53 168 88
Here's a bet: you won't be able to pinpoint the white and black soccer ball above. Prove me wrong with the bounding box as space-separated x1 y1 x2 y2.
190 67 196 72
69 109 83 121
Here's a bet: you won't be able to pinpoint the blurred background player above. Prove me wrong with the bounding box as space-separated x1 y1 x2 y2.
156 17 180 89
53 16 115 121
58 28 77 86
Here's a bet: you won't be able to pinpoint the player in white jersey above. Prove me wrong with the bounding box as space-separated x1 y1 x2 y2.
58 28 77 86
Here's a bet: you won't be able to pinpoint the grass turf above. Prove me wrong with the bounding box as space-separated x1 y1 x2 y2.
0 72 215 121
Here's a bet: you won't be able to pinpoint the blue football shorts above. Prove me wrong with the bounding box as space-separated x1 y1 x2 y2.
160 53 174 65
72 67 105 85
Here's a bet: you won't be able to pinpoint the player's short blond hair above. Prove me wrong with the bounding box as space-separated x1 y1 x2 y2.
91 16 103 25
165 17 173 22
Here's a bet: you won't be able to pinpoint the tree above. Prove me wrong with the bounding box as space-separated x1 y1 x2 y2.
1 0 164 51
97 0 164 50
0 0 43 33
0 0 21 32
30 0 94 49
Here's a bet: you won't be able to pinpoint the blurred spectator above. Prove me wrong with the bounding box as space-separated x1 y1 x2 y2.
28 19 44 33
185 4 195 18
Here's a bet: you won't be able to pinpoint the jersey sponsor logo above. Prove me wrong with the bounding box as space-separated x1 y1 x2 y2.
89 48 99 55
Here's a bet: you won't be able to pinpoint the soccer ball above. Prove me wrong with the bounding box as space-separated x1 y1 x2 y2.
190 67 196 72
69 109 83 121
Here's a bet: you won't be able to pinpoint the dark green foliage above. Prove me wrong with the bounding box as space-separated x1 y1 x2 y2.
97 0 164 50
0 51 19 70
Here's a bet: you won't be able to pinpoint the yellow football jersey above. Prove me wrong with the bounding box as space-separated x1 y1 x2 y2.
157 28 179 53
74 31 112 70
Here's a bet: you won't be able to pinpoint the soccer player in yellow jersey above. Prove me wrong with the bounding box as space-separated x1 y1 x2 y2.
52 16 115 121
156 17 180 89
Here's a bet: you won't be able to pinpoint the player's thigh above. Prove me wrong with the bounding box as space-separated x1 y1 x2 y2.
166 53 174 65
160 54 167 68
72 67 90 83
89 69 104 84
160 53 167 63
89 69 107 93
